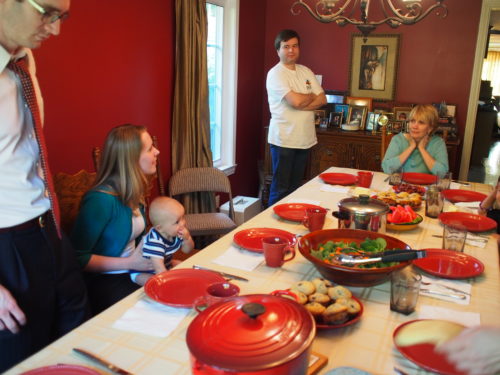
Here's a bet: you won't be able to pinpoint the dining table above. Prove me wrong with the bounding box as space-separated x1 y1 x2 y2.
7 166 499 375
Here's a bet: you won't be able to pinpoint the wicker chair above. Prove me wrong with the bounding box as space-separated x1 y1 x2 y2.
168 167 237 237
53 169 96 233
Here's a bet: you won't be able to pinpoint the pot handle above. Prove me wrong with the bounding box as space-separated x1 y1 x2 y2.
270 289 298 302
332 211 349 220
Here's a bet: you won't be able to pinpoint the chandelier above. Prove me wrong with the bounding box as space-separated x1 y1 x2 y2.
291 0 448 40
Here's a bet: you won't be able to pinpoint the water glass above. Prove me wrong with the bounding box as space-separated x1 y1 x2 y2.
437 172 452 191
389 167 402 186
390 267 421 315
425 185 443 218
442 224 467 252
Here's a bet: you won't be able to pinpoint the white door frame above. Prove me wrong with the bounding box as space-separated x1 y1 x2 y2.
461 0 500 180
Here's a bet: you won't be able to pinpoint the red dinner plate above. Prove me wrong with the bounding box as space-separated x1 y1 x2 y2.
393 320 466 375
273 203 324 222
144 268 225 307
319 173 357 186
233 228 296 253
21 365 100 375
413 249 484 279
441 189 487 203
402 172 437 185
438 212 497 232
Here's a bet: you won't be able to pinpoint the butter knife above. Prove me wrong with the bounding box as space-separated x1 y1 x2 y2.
73 348 133 375
192 265 249 282
420 288 466 300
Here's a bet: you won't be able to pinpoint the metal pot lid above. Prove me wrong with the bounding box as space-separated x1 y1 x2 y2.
338 194 389 216
186 294 315 372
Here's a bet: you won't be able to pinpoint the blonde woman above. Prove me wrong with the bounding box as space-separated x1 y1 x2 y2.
71 124 158 314
382 104 449 175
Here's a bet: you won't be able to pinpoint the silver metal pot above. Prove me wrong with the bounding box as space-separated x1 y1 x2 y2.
332 194 389 233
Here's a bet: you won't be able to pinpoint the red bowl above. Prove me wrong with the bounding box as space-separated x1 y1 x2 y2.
298 229 411 286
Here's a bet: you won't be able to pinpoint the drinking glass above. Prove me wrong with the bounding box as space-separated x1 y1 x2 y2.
388 166 402 186
390 267 421 315
437 172 452 191
442 224 467 252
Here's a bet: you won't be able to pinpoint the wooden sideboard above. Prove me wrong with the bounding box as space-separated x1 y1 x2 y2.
307 128 460 179
259 127 460 207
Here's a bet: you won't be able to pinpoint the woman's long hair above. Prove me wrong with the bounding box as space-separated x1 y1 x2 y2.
93 124 149 209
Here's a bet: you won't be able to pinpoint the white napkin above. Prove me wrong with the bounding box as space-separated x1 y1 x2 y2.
112 299 190 337
450 182 465 189
455 201 481 209
286 198 321 206
419 275 471 305
418 305 481 326
466 233 489 248
319 185 350 194
212 245 263 271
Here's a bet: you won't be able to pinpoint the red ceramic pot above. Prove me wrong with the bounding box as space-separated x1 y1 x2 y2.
186 294 316 375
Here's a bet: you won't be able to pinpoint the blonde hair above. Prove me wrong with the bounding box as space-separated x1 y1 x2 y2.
94 124 149 209
408 104 439 133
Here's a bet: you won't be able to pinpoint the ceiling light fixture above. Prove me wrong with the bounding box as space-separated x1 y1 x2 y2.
291 0 447 41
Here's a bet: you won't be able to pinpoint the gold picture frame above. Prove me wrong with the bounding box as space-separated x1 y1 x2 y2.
346 96 373 111
349 34 400 101
393 106 412 121
347 105 368 129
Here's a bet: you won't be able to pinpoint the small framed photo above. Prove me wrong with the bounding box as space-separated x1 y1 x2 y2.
329 112 343 128
346 96 373 111
389 120 404 134
334 104 349 124
347 105 368 129
366 112 381 131
446 104 456 118
314 109 326 126
393 106 412 121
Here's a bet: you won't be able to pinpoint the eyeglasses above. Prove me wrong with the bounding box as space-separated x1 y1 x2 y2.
26 0 69 24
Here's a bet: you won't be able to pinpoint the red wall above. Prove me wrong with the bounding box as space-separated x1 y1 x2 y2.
33 0 482 200
35 0 175 180
260 0 482 140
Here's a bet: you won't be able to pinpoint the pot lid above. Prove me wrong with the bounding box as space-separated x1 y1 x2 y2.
186 294 315 372
338 194 389 216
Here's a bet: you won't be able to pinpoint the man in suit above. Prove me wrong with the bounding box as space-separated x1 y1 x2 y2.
0 0 88 371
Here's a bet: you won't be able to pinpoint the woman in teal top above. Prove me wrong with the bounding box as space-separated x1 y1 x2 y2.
382 104 449 176
71 124 159 314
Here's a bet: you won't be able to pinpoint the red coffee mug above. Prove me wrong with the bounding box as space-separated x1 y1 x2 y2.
357 171 374 188
194 282 240 312
262 236 296 268
302 207 327 232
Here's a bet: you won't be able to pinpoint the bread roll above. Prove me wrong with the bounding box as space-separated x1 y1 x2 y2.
395 320 464 347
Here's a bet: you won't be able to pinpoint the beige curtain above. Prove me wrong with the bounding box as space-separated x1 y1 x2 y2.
171 0 215 215
483 51 500 96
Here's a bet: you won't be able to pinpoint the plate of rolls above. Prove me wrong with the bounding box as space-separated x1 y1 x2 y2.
279 278 363 330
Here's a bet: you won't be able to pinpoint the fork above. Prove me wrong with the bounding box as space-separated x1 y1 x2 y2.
421 280 470 295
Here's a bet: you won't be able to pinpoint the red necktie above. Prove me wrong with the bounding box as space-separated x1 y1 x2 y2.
8 58 61 238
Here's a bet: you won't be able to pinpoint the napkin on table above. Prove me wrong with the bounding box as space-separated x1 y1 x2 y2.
419 275 471 305
319 185 350 194
466 233 489 248
212 244 263 271
286 198 322 205
112 299 190 337
418 305 481 326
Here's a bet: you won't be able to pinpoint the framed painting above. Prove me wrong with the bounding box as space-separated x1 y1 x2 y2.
334 104 349 124
347 105 368 129
349 34 400 101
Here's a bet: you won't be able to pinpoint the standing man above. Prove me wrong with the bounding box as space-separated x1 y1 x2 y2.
266 29 326 206
0 0 88 371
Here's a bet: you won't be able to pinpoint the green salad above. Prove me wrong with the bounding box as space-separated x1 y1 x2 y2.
311 237 399 268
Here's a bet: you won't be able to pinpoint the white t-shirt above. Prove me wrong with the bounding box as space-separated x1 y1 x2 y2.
266 62 324 149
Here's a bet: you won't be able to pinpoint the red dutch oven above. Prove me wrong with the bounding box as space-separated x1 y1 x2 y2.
186 294 316 375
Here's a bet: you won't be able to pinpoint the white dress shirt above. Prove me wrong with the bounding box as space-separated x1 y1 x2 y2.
0 46 50 227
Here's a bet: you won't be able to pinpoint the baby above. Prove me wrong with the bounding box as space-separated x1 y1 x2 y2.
131 196 194 286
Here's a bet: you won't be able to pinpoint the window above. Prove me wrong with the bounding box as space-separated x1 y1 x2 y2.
206 0 239 174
